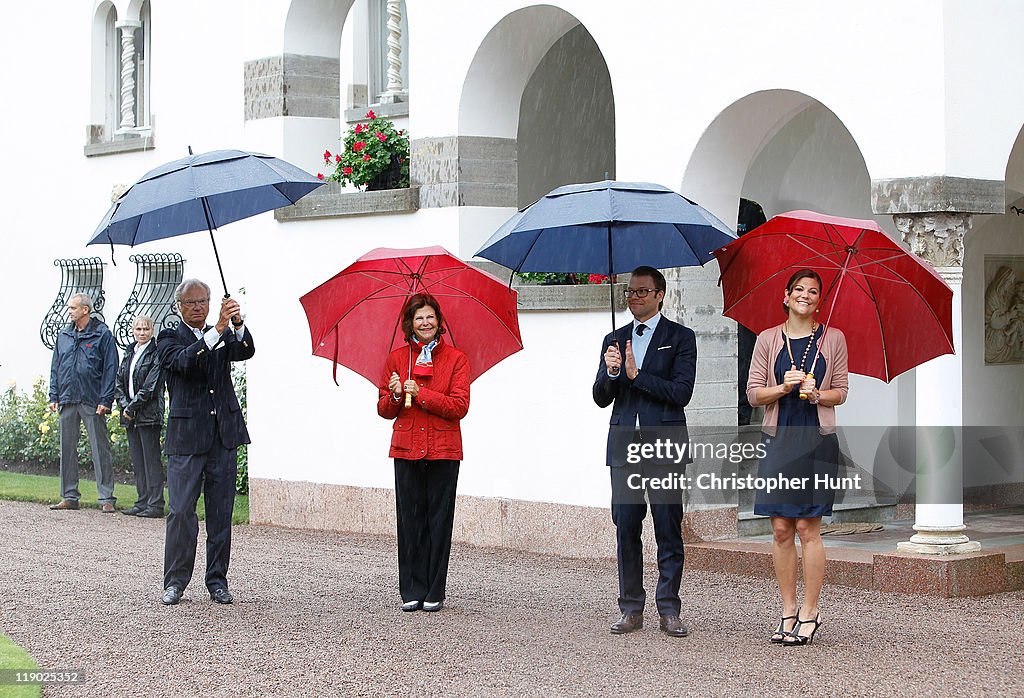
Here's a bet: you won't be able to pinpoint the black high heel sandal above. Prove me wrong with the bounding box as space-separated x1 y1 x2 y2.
783 613 821 646
770 615 798 644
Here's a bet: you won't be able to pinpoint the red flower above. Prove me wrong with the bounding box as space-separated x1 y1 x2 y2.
353 141 366 152
355 123 364 134
342 166 353 175
323 149 331 161
335 154 341 163
376 131 387 143
398 157 404 164
363 154 371 161
398 130 403 136
317 173 325 180
365 110 376 119
588 274 609 284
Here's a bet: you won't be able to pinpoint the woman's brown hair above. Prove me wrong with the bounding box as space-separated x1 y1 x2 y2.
401 293 446 342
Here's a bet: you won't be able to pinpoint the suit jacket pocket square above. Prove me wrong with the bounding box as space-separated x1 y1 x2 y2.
657 345 672 350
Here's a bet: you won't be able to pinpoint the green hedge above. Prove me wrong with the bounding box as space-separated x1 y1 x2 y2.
0 372 248 494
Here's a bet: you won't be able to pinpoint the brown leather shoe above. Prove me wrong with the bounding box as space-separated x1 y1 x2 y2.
49 499 79 510
101 503 116 513
659 614 689 637
610 612 644 634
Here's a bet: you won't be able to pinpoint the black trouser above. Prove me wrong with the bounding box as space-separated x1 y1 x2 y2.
610 463 685 616
126 424 164 511
394 458 460 603
164 444 237 592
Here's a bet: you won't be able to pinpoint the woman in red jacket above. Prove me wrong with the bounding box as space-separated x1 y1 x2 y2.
378 293 470 613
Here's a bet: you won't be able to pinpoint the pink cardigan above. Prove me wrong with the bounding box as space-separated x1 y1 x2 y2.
746 324 849 435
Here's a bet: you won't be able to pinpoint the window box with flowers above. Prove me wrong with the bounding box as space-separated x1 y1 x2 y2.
320 110 410 190
274 110 418 222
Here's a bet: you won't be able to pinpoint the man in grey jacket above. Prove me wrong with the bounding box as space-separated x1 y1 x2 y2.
48 293 119 512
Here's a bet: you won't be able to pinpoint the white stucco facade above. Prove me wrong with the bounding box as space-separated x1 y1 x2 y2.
2 0 1023 552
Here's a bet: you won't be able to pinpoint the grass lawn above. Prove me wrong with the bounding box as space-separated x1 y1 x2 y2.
0 633 41 698
0 471 249 525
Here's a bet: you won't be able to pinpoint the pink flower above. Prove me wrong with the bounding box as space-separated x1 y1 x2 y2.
317 173 325 180
353 141 366 153
335 154 342 163
365 110 376 119
363 154 371 161
342 166 353 175
376 131 387 143
355 123 364 134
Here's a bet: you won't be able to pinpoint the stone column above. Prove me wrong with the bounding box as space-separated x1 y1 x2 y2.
892 212 981 555
116 21 142 131
378 0 407 104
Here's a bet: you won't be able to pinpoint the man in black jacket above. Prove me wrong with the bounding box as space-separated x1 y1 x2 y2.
593 267 696 638
157 279 254 606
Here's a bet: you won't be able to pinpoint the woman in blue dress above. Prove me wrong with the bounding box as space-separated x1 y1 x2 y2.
746 269 849 646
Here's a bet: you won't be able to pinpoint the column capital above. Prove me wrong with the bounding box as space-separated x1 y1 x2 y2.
115 19 142 30
893 212 970 268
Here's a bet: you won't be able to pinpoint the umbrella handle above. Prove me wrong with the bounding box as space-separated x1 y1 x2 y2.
405 347 413 408
223 293 243 328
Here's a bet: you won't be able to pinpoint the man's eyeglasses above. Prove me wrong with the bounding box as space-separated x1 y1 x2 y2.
179 298 210 308
623 288 659 298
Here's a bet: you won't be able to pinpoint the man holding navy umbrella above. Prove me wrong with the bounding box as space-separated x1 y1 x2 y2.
593 266 696 638
157 279 254 606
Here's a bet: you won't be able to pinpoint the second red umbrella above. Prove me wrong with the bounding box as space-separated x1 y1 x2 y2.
713 210 954 382
300 246 523 386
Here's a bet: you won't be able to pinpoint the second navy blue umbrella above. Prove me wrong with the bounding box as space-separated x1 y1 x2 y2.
475 179 736 329
89 148 324 297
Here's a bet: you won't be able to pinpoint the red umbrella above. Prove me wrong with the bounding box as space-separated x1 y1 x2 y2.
713 210 954 382
300 246 523 385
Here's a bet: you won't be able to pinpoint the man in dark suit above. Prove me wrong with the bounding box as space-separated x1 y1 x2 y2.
157 279 254 606
593 266 696 637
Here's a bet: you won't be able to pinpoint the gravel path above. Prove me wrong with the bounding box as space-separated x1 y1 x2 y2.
2 499 1022 697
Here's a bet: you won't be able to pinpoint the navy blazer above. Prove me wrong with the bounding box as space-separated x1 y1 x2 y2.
593 317 697 466
158 321 255 456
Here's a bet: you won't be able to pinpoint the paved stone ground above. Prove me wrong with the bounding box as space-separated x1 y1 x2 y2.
2 499 1022 697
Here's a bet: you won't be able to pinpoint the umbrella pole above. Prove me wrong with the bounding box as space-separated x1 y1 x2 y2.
607 222 616 333
807 242 855 376
201 195 242 326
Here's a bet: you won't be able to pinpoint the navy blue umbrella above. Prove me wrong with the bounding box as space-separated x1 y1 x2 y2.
474 180 736 329
88 148 324 296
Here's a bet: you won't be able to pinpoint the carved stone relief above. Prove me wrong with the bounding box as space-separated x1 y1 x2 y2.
984 256 1024 365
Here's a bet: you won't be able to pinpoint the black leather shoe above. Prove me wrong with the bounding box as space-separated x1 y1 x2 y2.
210 587 234 604
136 508 165 518
610 612 644 634
121 505 145 516
161 586 183 605
659 614 689 637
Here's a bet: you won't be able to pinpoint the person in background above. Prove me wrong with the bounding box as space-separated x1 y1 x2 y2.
48 293 118 513
114 314 166 518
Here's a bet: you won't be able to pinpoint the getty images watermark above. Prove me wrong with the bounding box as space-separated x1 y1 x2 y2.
624 438 863 492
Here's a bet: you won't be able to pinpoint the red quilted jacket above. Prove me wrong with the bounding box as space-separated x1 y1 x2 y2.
377 339 470 460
